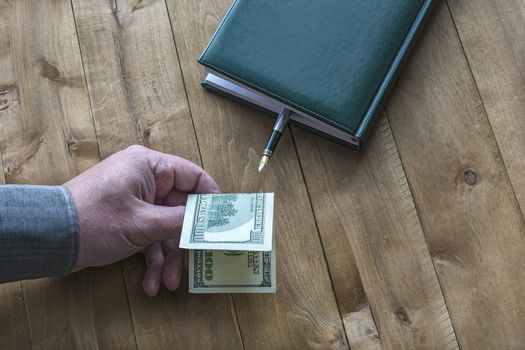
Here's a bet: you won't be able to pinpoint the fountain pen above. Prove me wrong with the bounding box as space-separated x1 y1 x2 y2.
258 107 291 172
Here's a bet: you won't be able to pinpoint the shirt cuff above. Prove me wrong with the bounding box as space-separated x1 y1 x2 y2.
0 185 79 282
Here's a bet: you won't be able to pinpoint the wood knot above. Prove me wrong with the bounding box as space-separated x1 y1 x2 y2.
0 85 18 111
132 0 146 12
464 169 477 186
40 59 62 83
4 164 22 179
143 128 151 141
395 307 412 326
0 97 8 111
66 136 79 155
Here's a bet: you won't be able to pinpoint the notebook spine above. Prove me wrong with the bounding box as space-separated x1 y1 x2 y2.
354 0 437 143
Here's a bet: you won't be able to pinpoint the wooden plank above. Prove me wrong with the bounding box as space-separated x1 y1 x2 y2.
166 0 348 348
0 282 31 349
0 33 31 346
344 304 381 350
23 268 137 349
293 115 458 349
386 3 525 348
70 0 244 348
0 0 136 348
0 1 98 184
447 0 525 219
123 256 243 349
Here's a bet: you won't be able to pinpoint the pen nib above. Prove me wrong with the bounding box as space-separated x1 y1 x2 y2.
258 155 269 172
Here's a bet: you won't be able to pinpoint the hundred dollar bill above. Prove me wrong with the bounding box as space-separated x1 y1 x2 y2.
180 193 274 251
189 242 276 293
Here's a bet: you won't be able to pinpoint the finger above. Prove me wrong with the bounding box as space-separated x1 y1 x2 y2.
162 239 180 253
142 242 165 297
153 152 220 195
138 204 186 243
162 191 188 207
161 178 219 209
162 182 221 210
166 155 219 193
162 247 184 291
162 239 185 291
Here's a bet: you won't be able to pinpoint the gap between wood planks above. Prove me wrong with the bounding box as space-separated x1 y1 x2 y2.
68 1 141 348
69 0 103 161
290 125 353 347
384 109 459 350
162 0 206 166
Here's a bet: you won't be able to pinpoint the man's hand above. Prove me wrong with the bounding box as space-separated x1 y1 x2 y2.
64 145 219 296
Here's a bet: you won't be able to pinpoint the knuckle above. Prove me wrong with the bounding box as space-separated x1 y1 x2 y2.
126 144 148 155
153 155 169 178
162 240 179 252
146 255 163 267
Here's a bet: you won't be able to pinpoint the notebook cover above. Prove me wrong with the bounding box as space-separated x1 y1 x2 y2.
199 0 435 142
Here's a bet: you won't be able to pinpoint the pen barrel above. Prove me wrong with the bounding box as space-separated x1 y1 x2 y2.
273 108 291 132
264 130 283 157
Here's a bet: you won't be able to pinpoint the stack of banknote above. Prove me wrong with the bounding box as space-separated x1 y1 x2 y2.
180 193 276 293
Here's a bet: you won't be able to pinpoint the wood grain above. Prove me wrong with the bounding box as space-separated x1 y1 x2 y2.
386 3 525 348
447 0 525 219
0 5 31 347
70 0 244 348
0 282 31 349
0 77 31 348
166 0 348 348
23 268 137 349
0 0 98 184
0 0 136 348
294 115 458 349
70 0 142 155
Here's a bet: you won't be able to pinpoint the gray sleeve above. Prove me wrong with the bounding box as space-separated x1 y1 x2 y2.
0 185 79 283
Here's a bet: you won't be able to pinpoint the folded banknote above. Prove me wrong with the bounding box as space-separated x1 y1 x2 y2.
180 193 276 293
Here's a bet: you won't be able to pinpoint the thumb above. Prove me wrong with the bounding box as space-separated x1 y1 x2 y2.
137 203 186 244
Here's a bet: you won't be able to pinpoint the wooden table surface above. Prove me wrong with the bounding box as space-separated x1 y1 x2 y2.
1 0 524 349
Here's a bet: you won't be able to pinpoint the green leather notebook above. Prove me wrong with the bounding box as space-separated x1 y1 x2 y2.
199 0 436 148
